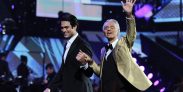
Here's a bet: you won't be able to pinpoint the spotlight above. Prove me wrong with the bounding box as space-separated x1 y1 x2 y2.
153 80 159 86
132 57 137 62
139 66 145 72
147 73 153 80
0 24 2 32
160 87 166 92
2 29 6 34
135 4 153 19
2 25 6 34
11 5 15 10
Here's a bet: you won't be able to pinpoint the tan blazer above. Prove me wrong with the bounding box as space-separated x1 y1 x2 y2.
90 18 152 91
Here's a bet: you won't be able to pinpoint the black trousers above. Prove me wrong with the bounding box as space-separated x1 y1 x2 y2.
102 78 141 92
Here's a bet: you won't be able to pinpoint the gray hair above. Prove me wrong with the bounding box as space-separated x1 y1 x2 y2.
102 19 120 34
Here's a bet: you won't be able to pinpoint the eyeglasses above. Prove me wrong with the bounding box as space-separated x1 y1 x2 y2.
103 26 115 30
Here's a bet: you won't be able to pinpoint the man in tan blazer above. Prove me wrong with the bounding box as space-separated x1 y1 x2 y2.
76 0 152 91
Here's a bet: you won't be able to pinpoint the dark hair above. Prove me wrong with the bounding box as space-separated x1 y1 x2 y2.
46 63 54 69
58 12 78 28
20 55 27 62
0 53 6 57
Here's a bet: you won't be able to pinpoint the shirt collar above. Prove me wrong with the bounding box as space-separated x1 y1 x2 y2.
110 38 119 49
67 33 78 45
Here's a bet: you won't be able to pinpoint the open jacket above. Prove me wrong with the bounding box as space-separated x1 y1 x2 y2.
90 17 152 91
48 36 93 92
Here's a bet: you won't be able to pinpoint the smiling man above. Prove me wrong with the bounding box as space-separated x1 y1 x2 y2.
44 12 93 92
76 0 152 92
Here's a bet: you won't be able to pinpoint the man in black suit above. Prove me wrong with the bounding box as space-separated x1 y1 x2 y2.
0 53 10 78
44 12 93 92
0 53 16 92
17 55 30 81
17 55 30 92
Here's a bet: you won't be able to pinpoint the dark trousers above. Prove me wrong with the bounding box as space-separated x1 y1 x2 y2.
102 79 141 92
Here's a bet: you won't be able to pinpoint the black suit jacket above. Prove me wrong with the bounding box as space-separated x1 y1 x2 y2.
17 63 29 79
0 60 12 79
48 36 93 92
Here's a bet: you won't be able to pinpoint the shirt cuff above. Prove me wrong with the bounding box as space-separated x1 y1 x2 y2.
80 63 89 70
126 16 135 20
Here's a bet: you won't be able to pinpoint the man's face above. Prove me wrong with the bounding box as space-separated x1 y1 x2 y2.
46 68 54 75
1 56 5 61
103 21 119 40
60 21 77 39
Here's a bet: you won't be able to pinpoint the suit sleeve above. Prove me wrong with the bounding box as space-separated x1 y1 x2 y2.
125 16 136 50
90 47 105 77
79 40 94 77
47 67 63 91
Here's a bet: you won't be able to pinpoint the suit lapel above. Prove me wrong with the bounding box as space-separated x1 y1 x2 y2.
99 47 106 78
113 44 119 63
113 38 124 63
65 36 80 62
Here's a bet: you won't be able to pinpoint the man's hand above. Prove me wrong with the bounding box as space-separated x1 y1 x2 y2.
121 0 136 16
76 50 93 65
43 88 51 92
43 79 48 84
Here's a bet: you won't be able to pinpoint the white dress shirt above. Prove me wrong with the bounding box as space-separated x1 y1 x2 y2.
63 33 78 63
105 39 119 59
